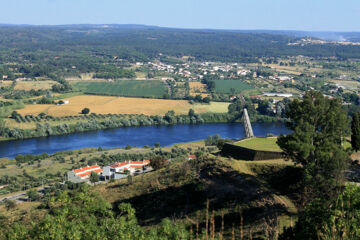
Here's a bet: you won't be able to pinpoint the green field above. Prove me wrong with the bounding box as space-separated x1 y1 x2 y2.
73 80 168 98
235 137 282 152
214 80 253 94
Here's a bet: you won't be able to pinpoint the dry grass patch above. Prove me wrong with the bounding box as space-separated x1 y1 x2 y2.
14 80 58 91
18 95 230 116
193 102 230 114
0 80 13 87
189 82 209 97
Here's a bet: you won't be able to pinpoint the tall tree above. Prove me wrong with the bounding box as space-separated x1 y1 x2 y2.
351 112 360 152
277 91 350 203
89 171 99 183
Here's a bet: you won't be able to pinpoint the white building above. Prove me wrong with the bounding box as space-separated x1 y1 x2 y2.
263 93 293 98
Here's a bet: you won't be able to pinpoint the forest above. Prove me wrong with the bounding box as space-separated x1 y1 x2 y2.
1 25 360 68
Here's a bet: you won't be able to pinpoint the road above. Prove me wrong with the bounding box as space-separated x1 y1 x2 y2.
0 186 48 203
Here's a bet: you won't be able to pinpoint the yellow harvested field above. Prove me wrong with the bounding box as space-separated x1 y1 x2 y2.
190 82 207 91
189 82 209 97
17 95 230 116
14 80 58 90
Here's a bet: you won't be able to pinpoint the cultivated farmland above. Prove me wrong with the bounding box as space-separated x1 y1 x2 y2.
17 95 230 117
214 80 253 93
72 80 168 98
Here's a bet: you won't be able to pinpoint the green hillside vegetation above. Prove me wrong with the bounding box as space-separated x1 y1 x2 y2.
93 155 300 238
73 80 168 98
213 80 253 94
235 137 282 152
0 149 301 239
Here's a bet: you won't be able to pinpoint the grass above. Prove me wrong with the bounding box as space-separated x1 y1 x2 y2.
192 102 230 113
189 82 209 97
234 137 282 152
72 80 168 98
91 154 299 237
17 95 230 117
214 80 253 94
14 80 58 91
0 80 13 87
0 100 25 118
330 80 360 90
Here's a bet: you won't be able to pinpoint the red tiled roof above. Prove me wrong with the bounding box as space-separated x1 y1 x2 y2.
111 160 150 169
111 162 129 168
74 165 101 173
77 168 102 178
130 160 150 164
188 155 196 159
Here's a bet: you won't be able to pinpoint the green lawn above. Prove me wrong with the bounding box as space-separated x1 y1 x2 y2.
72 80 168 98
214 80 253 94
235 137 352 152
235 137 282 152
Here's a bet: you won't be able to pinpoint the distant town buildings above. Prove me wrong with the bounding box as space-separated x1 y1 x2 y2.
263 93 293 98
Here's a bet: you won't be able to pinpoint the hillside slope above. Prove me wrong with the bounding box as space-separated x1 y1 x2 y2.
94 156 300 238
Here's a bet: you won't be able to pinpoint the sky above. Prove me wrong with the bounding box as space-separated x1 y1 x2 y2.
0 0 359 32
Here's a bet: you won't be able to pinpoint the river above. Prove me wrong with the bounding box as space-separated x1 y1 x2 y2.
0 122 290 158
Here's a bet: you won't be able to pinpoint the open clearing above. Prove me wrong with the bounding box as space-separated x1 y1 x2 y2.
72 80 168 98
234 137 282 152
14 80 58 91
0 80 13 87
330 80 360 90
189 82 209 97
17 95 230 116
214 80 253 94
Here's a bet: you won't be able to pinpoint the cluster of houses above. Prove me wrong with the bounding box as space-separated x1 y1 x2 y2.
67 160 151 183
144 60 254 81
288 37 360 46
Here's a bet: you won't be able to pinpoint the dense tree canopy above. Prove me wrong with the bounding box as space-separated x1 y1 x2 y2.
280 184 360 240
351 112 360 152
277 91 350 202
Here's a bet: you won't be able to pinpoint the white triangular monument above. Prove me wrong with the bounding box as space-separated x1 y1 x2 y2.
243 108 254 138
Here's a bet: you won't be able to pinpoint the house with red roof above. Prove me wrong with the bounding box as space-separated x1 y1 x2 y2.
103 160 151 180
67 165 102 183
188 154 197 160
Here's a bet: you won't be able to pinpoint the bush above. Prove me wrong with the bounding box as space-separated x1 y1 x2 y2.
81 108 90 115
150 155 167 170
4 199 16 210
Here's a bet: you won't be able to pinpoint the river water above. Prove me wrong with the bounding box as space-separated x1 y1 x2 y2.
0 122 290 158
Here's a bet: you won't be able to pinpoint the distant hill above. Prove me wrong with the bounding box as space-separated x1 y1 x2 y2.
0 24 360 63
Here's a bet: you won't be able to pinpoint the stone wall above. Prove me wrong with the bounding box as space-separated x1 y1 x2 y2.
221 143 283 161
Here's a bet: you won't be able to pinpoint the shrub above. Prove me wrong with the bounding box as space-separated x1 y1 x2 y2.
150 155 167 170
81 108 90 115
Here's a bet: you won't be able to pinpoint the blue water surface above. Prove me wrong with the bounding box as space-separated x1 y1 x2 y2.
0 122 290 158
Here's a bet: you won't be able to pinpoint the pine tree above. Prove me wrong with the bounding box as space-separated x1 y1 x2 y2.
351 112 360 152
277 91 350 203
